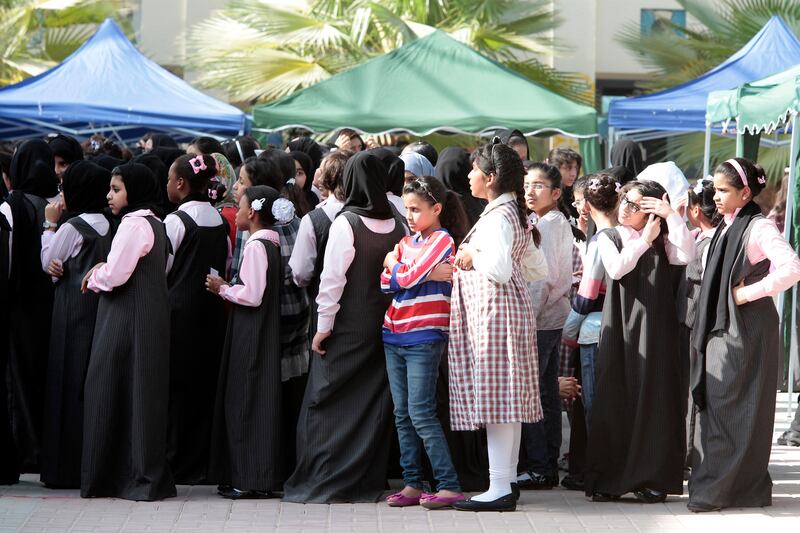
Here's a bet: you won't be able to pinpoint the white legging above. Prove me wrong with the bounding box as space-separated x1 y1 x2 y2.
474 422 521 500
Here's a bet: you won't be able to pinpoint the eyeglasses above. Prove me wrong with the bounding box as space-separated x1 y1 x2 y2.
523 183 555 191
620 197 642 213
571 199 585 208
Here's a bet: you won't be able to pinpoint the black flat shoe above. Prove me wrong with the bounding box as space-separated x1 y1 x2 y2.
591 492 620 502
560 474 584 491
453 493 516 512
218 487 275 500
517 471 558 490
777 429 800 446
687 501 721 513
634 488 666 504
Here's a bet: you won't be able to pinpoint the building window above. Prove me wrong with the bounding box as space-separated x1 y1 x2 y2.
641 9 686 36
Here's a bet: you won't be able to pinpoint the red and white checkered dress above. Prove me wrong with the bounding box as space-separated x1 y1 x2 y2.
448 200 541 431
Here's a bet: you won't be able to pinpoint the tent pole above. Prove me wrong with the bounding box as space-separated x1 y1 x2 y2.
786 113 799 417
736 130 743 157
607 127 615 167
702 121 712 178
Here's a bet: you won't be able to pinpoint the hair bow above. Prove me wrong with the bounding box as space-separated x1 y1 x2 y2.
189 155 207 174
693 179 706 195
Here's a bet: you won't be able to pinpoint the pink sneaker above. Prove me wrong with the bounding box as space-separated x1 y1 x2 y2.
386 491 421 507
420 492 466 509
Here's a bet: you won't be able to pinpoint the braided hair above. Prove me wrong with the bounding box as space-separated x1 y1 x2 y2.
474 137 541 246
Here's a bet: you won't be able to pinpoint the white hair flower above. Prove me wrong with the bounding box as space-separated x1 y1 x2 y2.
250 198 265 211
693 179 706 195
614 182 622 193
271 198 295 224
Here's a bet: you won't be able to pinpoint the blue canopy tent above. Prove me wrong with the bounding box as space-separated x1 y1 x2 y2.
607 16 800 171
0 19 248 143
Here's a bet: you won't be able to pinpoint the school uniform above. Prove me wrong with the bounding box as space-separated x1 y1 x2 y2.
284 152 407 503
1 191 54 472
676 227 714 472
40 214 112 488
82 209 175 501
0 212 19 484
690 205 800 509
288 198 344 472
165 200 229 484
208 229 284 492
585 214 695 498
448 193 544 431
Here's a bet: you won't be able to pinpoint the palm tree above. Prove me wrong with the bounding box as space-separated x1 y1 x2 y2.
186 0 592 105
0 0 134 86
617 0 800 180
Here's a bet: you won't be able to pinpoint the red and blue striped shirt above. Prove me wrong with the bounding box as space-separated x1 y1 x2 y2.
380 229 455 346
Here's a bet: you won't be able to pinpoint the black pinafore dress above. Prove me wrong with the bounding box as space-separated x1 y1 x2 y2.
81 216 176 501
41 217 112 488
166 210 228 485
208 237 284 491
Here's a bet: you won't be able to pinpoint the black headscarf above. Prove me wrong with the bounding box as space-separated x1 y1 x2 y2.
610 140 644 178
91 154 125 171
690 200 762 410
497 128 529 160
290 150 319 209
149 147 185 169
47 134 84 165
340 152 393 220
288 137 324 170
435 146 486 227
149 133 178 150
114 162 163 217
9 139 59 198
368 147 405 196
435 147 470 193
62 161 110 216
131 153 173 215
605 165 636 185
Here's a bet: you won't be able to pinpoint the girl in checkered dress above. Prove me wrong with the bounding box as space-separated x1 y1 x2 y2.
448 140 547 512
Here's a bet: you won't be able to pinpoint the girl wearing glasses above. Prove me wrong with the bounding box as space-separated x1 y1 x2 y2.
585 179 695 505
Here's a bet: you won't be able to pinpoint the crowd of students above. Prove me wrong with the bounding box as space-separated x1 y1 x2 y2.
0 129 797 514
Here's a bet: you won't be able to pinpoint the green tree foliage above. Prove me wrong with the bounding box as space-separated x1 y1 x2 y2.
186 0 592 105
0 0 133 86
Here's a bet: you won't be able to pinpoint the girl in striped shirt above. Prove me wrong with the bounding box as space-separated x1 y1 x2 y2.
380 176 468 509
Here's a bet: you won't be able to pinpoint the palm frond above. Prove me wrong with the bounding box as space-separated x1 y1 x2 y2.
504 58 593 106
662 132 790 184
42 23 96 60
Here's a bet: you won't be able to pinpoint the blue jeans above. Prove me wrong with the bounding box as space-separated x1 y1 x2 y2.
384 341 461 492
580 343 598 429
522 329 562 476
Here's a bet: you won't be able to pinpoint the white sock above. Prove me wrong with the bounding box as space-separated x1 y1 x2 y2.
471 423 520 502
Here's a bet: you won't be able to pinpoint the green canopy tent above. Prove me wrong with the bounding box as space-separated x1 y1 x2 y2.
706 68 800 413
252 30 601 171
